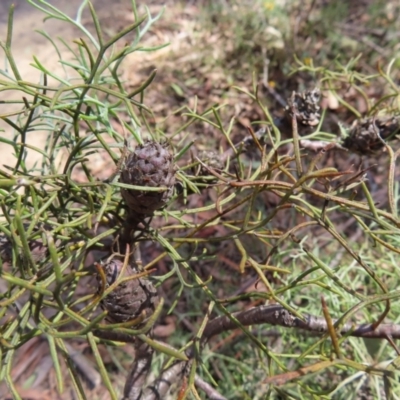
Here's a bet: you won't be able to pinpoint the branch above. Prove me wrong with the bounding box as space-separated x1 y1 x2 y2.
136 302 400 399
202 304 400 341
123 339 154 400
194 375 228 400
141 360 190 400
299 139 345 152
140 362 228 400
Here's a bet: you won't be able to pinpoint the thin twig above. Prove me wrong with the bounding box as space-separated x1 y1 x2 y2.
291 91 303 176
194 375 228 400
219 127 267 162
299 139 345 152
321 296 342 359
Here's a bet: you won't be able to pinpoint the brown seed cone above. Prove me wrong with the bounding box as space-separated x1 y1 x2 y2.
97 257 159 324
0 235 13 264
0 235 48 266
120 140 176 216
343 117 400 155
197 151 224 174
191 150 224 186
285 88 321 127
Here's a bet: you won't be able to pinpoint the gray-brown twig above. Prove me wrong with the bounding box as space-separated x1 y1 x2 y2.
202 304 400 341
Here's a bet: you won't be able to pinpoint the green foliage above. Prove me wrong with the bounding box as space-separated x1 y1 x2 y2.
196 0 289 74
1 1 400 399
0 1 167 398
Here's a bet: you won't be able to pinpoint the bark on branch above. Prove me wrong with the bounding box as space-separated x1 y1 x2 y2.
124 303 400 400
203 304 400 340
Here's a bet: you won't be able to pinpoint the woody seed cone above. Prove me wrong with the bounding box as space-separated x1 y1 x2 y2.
120 140 176 216
97 257 159 324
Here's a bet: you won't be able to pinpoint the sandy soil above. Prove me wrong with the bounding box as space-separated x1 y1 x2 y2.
0 0 149 169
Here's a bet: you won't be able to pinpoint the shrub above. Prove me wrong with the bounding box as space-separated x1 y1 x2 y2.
1 1 400 399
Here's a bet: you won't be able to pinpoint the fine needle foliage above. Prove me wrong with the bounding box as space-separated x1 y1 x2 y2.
1 1 400 400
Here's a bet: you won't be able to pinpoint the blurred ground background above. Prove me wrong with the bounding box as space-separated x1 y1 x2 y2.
1 0 399 171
